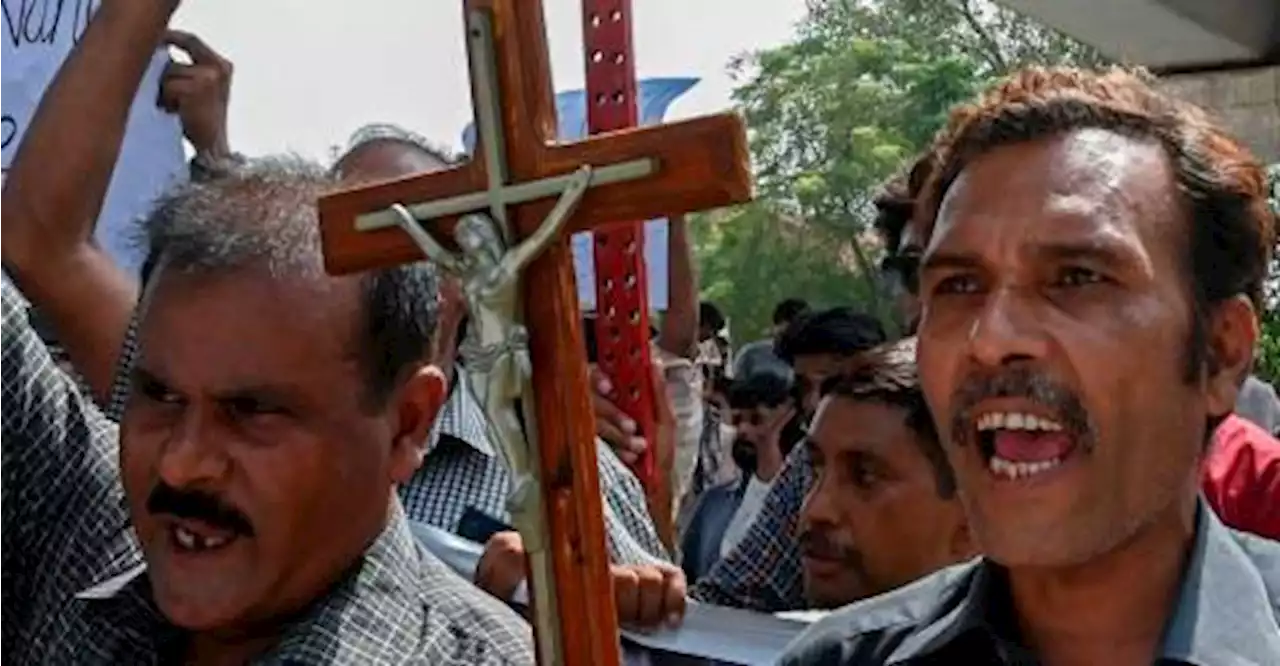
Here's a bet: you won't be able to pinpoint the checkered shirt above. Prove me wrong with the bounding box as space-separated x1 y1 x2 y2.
2 277 536 664
688 439 812 612
106 310 668 566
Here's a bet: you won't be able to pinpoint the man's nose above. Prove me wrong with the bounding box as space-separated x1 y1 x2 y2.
156 409 230 489
800 478 838 531
966 286 1049 368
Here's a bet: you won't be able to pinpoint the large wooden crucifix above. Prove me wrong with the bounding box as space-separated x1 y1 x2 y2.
317 1 751 664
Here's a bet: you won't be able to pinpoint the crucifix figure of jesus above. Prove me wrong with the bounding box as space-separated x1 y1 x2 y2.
317 1 751 664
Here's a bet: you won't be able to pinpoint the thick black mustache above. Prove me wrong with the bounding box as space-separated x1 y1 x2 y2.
949 365 1096 450
147 483 254 537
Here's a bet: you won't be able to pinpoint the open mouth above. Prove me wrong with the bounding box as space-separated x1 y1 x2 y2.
167 519 240 554
975 410 1076 481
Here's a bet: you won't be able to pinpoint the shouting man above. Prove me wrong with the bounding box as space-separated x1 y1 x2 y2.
782 67 1278 665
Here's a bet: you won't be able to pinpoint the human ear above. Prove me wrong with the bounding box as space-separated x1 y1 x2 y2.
388 365 448 484
1203 295 1258 418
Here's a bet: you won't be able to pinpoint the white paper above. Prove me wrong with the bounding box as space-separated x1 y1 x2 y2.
573 218 670 312
2 0 186 277
408 522 818 665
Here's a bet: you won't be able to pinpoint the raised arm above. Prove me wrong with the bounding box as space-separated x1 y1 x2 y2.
2 277 122 614
1 0 177 404
657 215 699 358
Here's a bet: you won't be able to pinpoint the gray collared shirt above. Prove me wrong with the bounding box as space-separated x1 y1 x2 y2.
1 277 535 665
779 502 1280 665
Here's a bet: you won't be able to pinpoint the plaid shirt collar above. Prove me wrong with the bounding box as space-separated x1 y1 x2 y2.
429 369 496 458
74 503 450 661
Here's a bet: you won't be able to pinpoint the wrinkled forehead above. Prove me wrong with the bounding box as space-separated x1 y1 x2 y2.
926 129 1183 265
812 397 915 455
137 268 365 394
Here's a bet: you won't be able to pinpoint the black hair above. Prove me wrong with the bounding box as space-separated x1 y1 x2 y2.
700 301 726 333
771 298 810 327
728 368 805 475
820 337 956 498
775 307 887 364
727 369 794 410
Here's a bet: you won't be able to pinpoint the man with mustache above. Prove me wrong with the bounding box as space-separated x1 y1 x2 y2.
800 337 974 609
2 5 533 663
781 67 1278 665
688 198 904 613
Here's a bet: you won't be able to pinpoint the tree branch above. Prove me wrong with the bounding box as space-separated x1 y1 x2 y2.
954 0 1008 73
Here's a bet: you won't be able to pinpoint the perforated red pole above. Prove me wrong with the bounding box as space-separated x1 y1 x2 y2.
581 0 659 487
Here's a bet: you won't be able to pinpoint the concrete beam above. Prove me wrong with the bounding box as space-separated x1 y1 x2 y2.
996 0 1278 70
1160 66 1279 163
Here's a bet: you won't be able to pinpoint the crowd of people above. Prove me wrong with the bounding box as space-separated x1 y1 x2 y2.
3 2 1278 665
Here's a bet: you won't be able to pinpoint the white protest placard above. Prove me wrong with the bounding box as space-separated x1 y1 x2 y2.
2 0 185 277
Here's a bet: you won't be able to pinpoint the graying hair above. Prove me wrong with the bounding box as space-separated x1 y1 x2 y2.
143 155 332 280
339 122 457 168
137 154 441 404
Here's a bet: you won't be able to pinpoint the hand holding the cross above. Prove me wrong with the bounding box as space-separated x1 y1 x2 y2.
475 531 687 630
590 364 650 465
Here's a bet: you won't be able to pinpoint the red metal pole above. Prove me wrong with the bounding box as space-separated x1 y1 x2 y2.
581 0 660 488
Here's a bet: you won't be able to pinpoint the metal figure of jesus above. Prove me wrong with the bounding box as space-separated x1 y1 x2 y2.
388 165 592 495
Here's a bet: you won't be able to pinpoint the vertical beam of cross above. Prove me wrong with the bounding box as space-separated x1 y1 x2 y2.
316 1 753 663
471 4 624 664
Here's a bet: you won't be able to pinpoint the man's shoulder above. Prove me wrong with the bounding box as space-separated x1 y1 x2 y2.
779 560 980 666
288 520 534 665
407 545 536 663
1229 528 1280 613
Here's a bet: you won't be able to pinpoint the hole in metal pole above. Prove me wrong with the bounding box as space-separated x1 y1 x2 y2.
591 50 604 63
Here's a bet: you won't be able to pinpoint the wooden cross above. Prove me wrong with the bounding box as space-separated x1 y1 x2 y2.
317 1 751 664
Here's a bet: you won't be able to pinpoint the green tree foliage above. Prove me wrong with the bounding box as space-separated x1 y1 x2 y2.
1256 164 1279 384
695 0 1108 340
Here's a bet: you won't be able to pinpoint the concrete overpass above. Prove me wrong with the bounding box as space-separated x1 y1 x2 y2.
995 0 1278 162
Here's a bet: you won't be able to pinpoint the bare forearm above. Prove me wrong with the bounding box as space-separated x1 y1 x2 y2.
2 0 176 401
658 215 698 357
3 0 176 266
21 251 139 405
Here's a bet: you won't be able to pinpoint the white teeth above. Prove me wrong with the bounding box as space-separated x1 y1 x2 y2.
976 411 1063 432
173 525 231 551
988 455 1064 480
